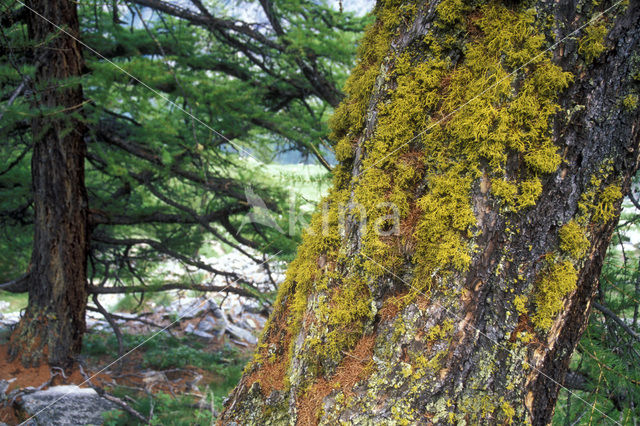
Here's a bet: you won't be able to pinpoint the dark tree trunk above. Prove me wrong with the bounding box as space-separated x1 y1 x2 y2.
220 0 640 424
8 0 89 368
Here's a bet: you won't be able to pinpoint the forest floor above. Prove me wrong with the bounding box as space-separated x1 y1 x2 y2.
0 323 254 424
0 246 283 424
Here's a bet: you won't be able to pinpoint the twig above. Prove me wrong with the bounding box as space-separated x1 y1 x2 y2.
86 306 176 337
91 295 125 361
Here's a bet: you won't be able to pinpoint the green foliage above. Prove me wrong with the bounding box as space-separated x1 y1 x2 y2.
103 391 216 426
84 331 248 423
0 0 366 301
0 291 27 312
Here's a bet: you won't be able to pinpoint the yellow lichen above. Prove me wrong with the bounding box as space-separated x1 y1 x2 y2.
513 295 528 317
435 0 468 29
558 219 590 259
532 259 578 329
593 183 623 223
622 94 638 111
578 162 622 224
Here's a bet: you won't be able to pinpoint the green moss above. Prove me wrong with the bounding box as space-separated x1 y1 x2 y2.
329 0 415 145
532 259 578 330
558 219 590 259
578 20 608 64
622 94 638 111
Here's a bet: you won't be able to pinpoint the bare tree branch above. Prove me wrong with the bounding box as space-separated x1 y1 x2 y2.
593 301 640 343
88 281 260 299
0 273 29 292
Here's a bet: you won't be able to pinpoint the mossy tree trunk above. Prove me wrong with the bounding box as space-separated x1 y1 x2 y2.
7 0 89 368
221 0 640 424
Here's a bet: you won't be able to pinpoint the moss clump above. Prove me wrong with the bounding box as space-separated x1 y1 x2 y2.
622 94 638 111
578 20 608 64
532 259 578 329
406 2 572 290
558 219 590 259
435 0 469 29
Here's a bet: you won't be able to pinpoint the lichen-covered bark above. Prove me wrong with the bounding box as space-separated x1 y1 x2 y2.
220 0 640 424
8 0 89 368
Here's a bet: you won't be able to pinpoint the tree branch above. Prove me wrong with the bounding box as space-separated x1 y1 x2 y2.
92 233 243 280
88 281 259 299
0 273 29 292
593 301 640 343
130 0 283 51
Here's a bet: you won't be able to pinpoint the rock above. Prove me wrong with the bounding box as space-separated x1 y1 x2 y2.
111 312 139 320
231 339 248 347
0 312 20 328
0 379 14 401
17 385 119 425
226 324 257 345
192 329 214 340
197 315 226 337
184 323 195 334
171 298 214 319
0 301 9 311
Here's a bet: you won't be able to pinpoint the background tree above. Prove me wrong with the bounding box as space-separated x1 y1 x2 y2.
1 0 89 367
0 0 367 365
220 0 640 424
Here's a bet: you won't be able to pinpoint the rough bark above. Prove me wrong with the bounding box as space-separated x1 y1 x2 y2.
8 0 89 368
220 0 640 424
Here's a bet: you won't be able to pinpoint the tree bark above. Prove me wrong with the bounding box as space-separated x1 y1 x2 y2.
8 0 89 368
220 0 640 424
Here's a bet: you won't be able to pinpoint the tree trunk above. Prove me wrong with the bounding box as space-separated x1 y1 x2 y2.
220 0 640 424
8 0 89 368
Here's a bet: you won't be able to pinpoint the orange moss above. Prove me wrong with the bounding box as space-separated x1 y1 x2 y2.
297 377 333 426
244 309 293 397
379 291 411 321
296 334 376 425
245 356 288 398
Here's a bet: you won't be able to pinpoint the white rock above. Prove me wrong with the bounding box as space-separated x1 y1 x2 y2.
226 324 257 345
18 385 119 425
